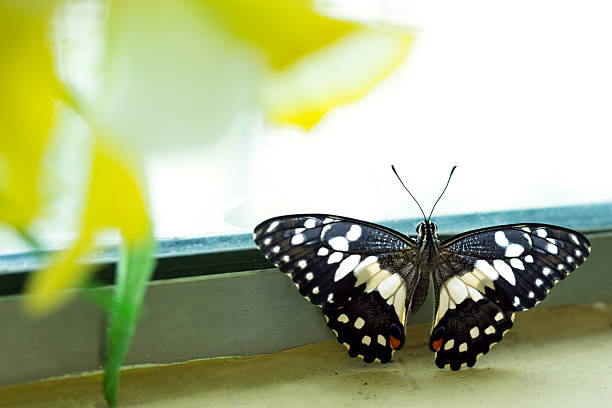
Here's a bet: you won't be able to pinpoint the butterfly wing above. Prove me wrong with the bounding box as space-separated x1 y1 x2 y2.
254 214 417 362
430 224 591 370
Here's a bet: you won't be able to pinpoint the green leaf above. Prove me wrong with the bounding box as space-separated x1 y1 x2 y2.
103 230 156 407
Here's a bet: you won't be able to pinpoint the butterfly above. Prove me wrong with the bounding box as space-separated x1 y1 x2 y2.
252 166 591 370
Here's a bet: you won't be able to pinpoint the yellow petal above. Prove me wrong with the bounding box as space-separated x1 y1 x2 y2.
264 29 412 129
205 0 358 70
23 232 94 316
205 0 412 129
0 3 64 227
24 138 151 316
82 139 150 243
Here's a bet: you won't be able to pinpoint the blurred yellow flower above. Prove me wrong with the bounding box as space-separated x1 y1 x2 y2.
24 139 151 316
205 0 413 128
0 2 64 228
0 3 151 316
93 0 412 154
5 0 411 315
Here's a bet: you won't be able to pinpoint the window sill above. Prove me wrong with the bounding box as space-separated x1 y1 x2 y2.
1 202 611 386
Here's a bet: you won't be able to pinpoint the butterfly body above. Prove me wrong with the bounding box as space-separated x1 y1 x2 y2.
253 214 590 370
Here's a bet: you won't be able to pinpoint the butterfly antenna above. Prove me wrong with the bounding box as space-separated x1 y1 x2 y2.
428 166 457 221
391 165 427 220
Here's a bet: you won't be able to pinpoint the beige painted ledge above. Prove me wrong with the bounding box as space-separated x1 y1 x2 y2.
1 302 611 408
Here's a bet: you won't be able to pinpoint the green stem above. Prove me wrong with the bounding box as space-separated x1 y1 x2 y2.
103 231 156 407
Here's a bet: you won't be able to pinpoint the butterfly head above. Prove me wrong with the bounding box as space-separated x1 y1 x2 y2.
416 220 439 241
415 220 440 263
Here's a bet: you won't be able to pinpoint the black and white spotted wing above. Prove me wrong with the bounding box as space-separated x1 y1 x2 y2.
253 214 416 362
430 224 591 370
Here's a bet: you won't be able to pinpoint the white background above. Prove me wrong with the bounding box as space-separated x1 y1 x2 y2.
2 0 611 255
149 0 612 237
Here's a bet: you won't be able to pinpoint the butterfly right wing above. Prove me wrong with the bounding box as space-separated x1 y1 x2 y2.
254 214 416 362
430 223 591 370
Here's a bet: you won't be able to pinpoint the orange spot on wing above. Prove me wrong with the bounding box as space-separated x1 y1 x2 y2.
390 335 401 349
432 338 443 351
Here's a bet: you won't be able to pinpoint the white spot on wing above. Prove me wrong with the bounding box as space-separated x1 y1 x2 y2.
466 286 483 302
346 225 362 241
263 237 272 245
445 276 469 304
365 269 392 292
338 314 349 323
354 317 365 329
459 343 468 352
570 234 580 245
444 339 455 350
304 219 317 229
535 278 543 286
377 274 403 299
470 326 480 339
495 231 509 247
317 247 329 256
484 325 496 335
459 271 487 293
469 268 495 290
327 251 343 264
513 296 521 307
546 243 558 254
298 260 308 269
505 244 524 257
475 260 499 281
362 335 371 345
305 272 314 281
536 229 547 238
377 334 386 346
291 234 305 245
524 255 534 263
392 283 407 322
510 258 524 270
329 236 349 251
327 293 334 303
272 246 281 253
436 287 451 325
494 312 504 321
266 220 280 232
353 256 380 286
334 254 361 281
493 259 516 285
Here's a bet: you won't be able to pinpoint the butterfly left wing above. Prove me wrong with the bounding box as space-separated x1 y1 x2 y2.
254 214 417 362
430 223 591 370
